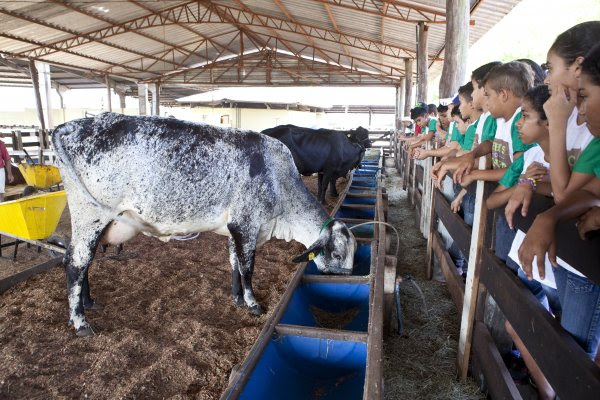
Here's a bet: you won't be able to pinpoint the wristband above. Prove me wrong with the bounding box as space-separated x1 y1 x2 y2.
518 177 536 191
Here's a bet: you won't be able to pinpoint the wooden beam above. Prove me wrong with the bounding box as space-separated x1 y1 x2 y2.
403 58 413 116
0 257 62 295
416 22 428 104
28 60 45 130
105 74 112 112
457 156 492 382
439 0 470 98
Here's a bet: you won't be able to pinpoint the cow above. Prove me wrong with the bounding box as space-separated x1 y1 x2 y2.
51 113 357 337
260 125 371 204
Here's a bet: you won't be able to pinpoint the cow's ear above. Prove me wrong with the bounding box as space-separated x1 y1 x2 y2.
292 239 325 263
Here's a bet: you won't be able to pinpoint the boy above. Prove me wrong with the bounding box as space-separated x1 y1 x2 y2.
0 138 14 202
452 62 535 261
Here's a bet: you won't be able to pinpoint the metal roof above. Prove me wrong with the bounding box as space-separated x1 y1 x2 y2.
0 0 522 97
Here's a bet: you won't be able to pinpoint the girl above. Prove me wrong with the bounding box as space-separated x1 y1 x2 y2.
518 41 600 400
542 21 600 202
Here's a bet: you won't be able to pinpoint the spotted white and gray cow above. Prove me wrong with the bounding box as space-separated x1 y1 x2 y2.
52 113 357 337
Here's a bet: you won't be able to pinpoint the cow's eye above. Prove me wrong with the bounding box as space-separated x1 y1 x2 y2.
332 252 342 261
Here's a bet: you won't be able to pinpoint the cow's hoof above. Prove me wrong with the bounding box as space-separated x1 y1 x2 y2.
233 295 245 307
75 325 94 337
249 304 264 316
84 301 104 311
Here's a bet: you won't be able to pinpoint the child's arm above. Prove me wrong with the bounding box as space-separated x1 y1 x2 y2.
544 84 577 202
414 145 458 160
486 184 514 210
452 140 494 183
518 180 600 280
451 188 467 213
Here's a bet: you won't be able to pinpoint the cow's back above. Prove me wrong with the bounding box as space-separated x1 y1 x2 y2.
52 113 293 230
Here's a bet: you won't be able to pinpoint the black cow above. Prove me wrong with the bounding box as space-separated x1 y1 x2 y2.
52 113 357 336
261 125 370 203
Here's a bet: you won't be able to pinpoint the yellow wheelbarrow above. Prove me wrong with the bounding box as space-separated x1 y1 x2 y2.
0 191 68 260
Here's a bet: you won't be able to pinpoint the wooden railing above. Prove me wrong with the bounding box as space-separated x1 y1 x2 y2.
396 144 600 399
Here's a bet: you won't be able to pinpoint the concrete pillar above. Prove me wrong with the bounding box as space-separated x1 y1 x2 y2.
395 78 406 130
148 82 160 116
138 83 148 115
105 75 112 112
439 0 470 98
117 91 126 113
416 22 429 104
33 61 53 128
403 58 413 117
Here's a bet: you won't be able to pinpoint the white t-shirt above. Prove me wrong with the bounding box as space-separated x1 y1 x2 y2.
492 107 521 169
507 144 587 287
474 111 491 145
565 107 594 167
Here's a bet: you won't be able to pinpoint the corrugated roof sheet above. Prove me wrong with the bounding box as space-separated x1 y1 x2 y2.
0 0 522 99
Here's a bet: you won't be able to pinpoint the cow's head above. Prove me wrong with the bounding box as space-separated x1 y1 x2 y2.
292 220 356 274
348 126 371 148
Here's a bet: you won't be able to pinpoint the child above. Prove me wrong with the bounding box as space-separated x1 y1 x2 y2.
436 104 450 140
406 107 435 156
431 62 502 187
519 41 600 397
413 105 466 160
541 21 600 202
0 139 14 202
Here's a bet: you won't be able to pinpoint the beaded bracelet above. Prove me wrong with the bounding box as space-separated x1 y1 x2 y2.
518 177 537 191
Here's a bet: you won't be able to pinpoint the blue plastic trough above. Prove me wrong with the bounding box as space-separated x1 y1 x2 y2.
238 334 367 400
222 149 386 400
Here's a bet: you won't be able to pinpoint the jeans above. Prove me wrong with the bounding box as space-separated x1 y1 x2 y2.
509 263 562 316
554 266 600 359
462 192 475 227
495 214 516 264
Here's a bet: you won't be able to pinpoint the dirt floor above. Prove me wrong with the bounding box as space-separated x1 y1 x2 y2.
383 163 484 400
0 176 345 400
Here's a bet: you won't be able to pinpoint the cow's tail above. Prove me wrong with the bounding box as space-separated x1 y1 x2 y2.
52 123 148 232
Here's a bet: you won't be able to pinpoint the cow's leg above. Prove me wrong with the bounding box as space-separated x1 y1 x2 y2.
317 173 324 201
227 223 263 315
227 237 244 307
319 173 334 204
81 268 103 310
329 177 339 197
64 220 107 336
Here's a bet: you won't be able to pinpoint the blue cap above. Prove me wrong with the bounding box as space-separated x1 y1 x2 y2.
452 94 460 105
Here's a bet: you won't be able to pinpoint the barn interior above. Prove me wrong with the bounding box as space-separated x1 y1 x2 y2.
2 1 599 400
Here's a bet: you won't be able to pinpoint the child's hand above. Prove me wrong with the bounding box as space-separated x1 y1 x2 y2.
505 184 533 229
460 173 474 188
544 83 576 129
453 153 475 184
525 162 547 181
518 212 557 281
413 148 427 160
451 197 462 213
576 207 600 240
7 172 13 184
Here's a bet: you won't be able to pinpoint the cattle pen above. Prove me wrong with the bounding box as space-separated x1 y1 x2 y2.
4 1 594 399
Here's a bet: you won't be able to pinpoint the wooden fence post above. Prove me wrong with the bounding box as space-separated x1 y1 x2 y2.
457 155 491 381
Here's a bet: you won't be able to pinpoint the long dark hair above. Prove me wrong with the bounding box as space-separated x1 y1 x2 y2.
582 43 600 86
549 21 600 66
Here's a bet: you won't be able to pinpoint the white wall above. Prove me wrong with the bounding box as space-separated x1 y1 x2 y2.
161 105 326 131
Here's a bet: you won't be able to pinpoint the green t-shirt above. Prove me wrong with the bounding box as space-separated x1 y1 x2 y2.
498 152 524 187
428 118 437 134
449 122 461 143
461 117 480 151
480 114 497 142
573 137 600 177
511 113 534 153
